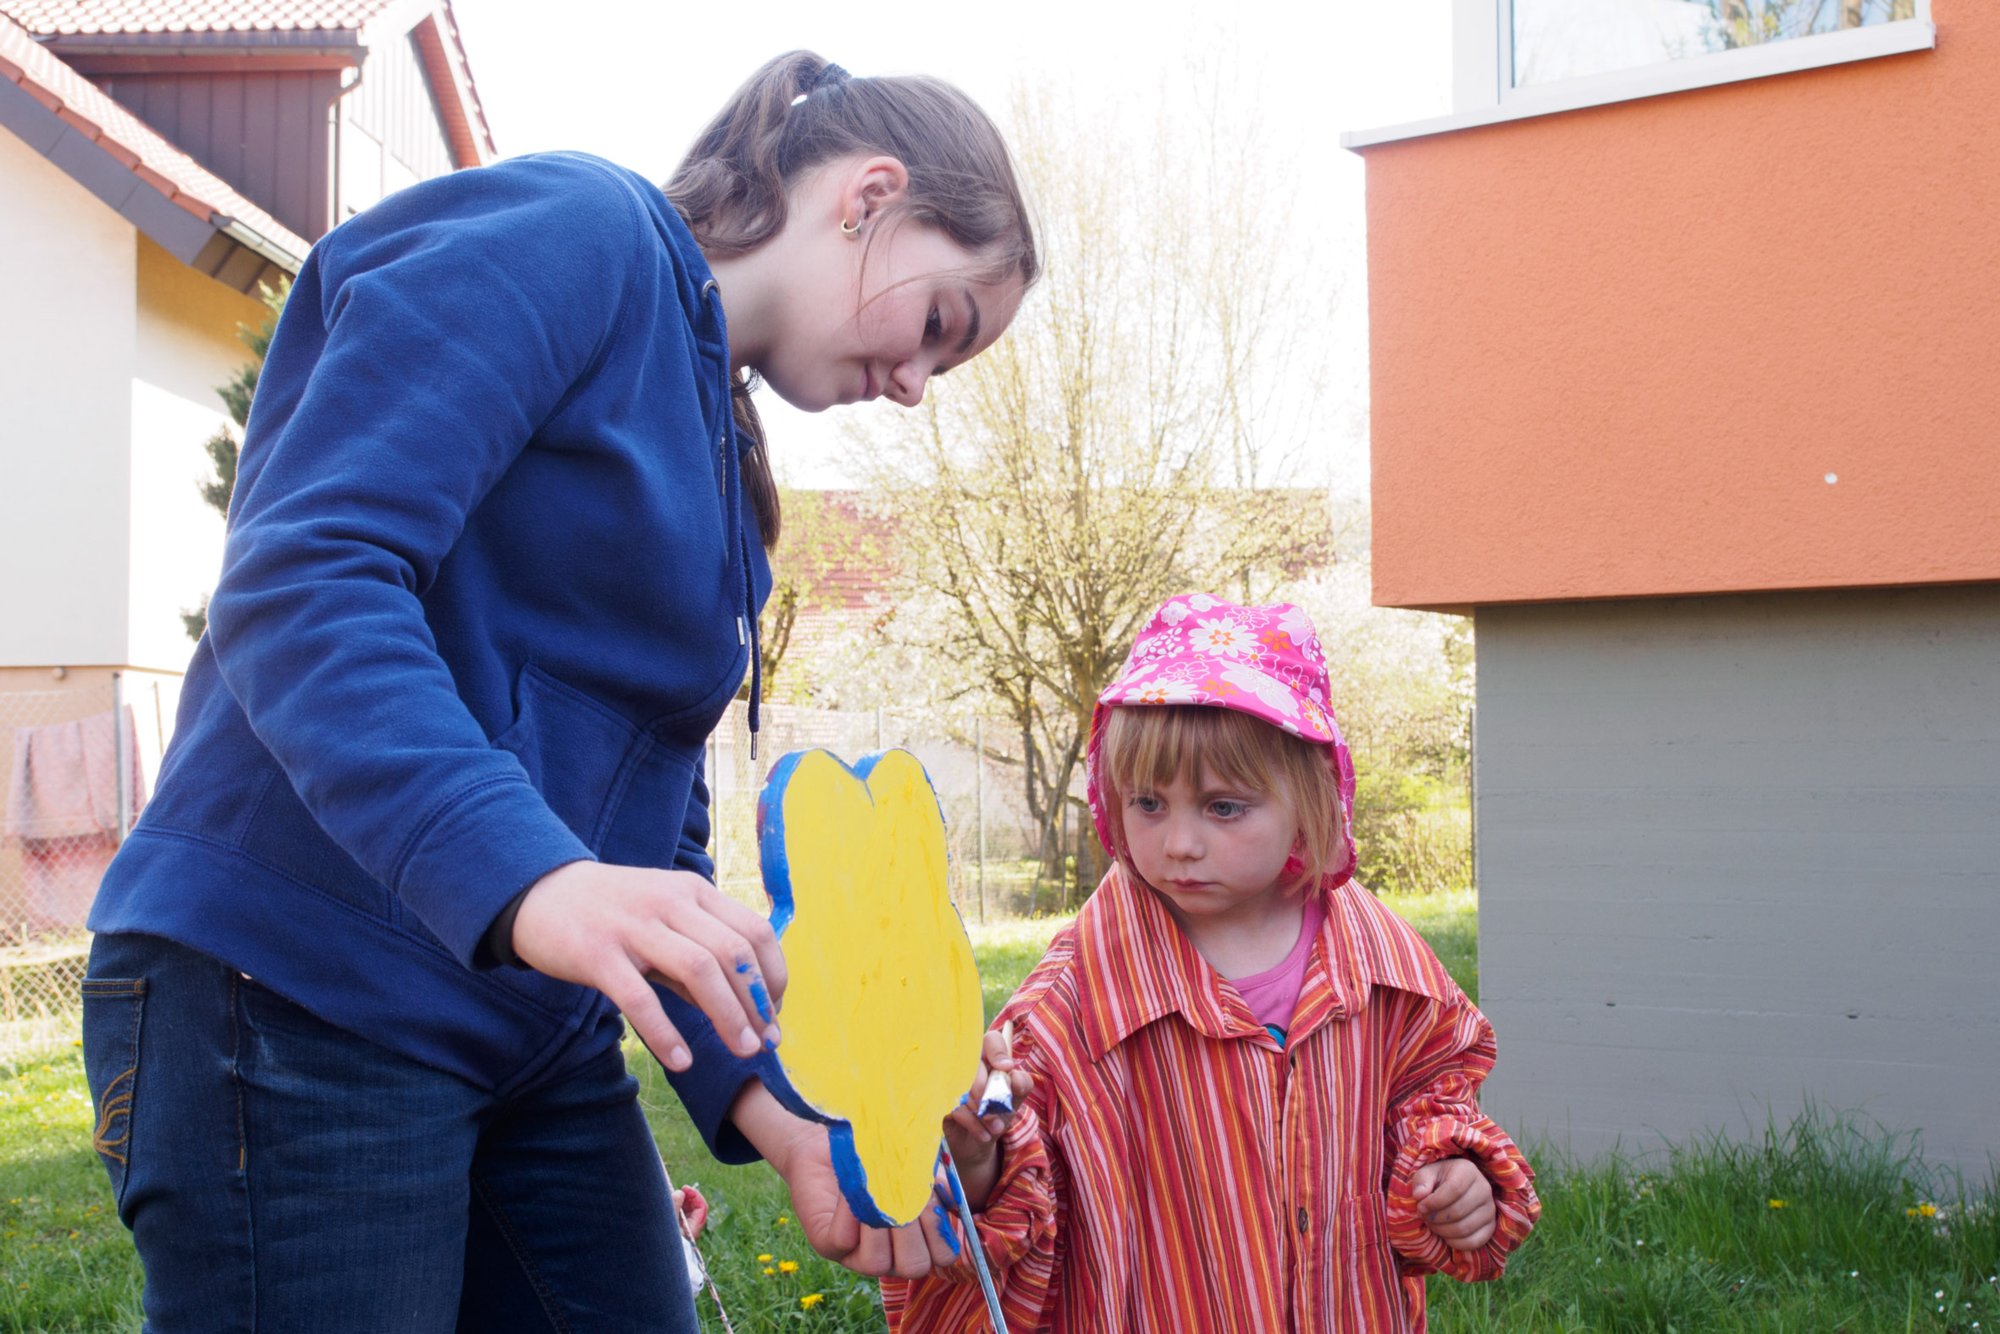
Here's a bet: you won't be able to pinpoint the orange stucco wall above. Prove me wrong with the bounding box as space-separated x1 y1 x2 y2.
1361 3 2000 610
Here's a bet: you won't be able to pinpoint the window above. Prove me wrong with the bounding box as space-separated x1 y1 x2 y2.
1513 0 1922 88
1342 0 1933 149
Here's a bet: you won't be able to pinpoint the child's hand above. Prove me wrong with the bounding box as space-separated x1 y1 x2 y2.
673 1185 708 1240
941 1025 1030 1211
1410 1157 1497 1251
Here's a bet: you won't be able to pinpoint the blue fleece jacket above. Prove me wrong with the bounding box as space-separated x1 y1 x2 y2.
90 153 773 1152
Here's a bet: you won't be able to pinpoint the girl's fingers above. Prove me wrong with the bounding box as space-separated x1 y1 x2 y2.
980 1029 1014 1068
840 1228 893 1278
1427 1186 1486 1226
947 1104 992 1145
598 964 693 1069
659 896 779 1043
700 881 789 1009
887 1220 933 1280
634 921 765 1057
921 1199 963 1269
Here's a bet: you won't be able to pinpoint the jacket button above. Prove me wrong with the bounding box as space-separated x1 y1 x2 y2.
1296 1206 1308 1235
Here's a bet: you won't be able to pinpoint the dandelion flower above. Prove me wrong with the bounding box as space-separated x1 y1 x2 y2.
762 1267 775 1277
1917 1202 1939 1217
800 1294 825 1310
777 1215 790 1226
779 1260 800 1274
1767 1199 1787 1210
757 1254 773 1263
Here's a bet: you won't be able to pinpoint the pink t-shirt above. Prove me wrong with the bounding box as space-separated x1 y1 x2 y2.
1228 892 1327 1041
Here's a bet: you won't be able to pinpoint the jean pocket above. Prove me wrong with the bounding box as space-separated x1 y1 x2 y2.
80 977 147 1208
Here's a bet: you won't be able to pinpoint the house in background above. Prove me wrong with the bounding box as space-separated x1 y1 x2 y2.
1 0 493 691
0 0 491 950
1347 1 1996 1176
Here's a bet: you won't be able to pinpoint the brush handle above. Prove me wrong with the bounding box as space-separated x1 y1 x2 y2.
940 1144 1009 1334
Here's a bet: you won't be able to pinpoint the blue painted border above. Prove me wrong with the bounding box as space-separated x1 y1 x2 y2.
751 747 957 1228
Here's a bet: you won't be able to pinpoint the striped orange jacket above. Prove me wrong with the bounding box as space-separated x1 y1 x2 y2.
883 870 1540 1332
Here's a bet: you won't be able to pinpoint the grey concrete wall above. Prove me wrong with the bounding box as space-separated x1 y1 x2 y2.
1474 585 2000 1182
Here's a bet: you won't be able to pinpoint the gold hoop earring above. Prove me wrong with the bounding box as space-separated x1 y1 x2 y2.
839 218 860 238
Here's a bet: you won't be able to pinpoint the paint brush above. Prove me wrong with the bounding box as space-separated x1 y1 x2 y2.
977 1021 1016 1118
939 1143 1009 1334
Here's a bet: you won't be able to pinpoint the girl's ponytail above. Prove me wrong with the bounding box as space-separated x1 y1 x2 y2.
666 51 1041 548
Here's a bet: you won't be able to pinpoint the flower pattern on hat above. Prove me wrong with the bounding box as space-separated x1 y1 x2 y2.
1086 594 1358 889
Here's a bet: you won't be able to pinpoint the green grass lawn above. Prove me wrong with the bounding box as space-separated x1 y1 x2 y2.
7 896 1997 1333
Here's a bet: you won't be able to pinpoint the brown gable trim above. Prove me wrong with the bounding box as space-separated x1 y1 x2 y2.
409 4 489 167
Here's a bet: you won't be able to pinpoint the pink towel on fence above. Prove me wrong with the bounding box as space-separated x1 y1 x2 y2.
4 707 147 932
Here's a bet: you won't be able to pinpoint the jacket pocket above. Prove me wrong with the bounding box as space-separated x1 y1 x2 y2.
491 663 656 853
80 977 146 1208
1339 1189 1408 1324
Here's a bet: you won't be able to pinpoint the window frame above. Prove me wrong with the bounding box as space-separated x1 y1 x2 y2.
1343 0 1935 149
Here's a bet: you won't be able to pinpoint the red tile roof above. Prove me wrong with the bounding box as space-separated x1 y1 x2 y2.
3 0 495 166
0 11 308 262
1 0 400 34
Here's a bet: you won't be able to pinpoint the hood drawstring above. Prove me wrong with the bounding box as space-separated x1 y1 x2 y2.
741 516 762 762
703 279 762 763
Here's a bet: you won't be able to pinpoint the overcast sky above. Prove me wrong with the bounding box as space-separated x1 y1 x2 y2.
447 0 1453 491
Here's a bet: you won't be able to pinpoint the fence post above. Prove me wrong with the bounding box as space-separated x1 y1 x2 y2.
707 726 721 876
113 671 131 844
974 716 986 922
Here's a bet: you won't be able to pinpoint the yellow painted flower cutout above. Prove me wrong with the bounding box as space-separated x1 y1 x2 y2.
758 749 986 1226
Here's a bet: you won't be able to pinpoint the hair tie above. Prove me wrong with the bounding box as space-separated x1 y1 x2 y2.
790 62 851 108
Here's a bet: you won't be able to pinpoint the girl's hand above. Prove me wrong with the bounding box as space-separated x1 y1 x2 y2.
941 1025 1030 1211
510 860 785 1069
730 1081 956 1278
1410 1157 1497 1251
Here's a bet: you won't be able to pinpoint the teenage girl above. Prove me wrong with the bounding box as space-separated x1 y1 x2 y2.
81 51 1037 1331
895 595 1540 1332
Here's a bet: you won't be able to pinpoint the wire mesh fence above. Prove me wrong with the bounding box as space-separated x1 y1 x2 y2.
0 684 1057 1062
0 672 179 1060
1 679 1465 1062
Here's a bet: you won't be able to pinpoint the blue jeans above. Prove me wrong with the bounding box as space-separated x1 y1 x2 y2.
81 932 701 1333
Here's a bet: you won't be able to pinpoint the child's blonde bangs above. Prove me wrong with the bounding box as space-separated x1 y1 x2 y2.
1098 705 1344 889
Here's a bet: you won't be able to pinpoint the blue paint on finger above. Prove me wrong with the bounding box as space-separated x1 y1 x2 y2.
934 1203 961 1255
748 977 773 1025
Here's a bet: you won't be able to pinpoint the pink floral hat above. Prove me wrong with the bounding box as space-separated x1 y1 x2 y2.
1085 594 1358 887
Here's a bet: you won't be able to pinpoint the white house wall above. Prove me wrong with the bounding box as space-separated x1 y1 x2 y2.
131 235 260 674
1473 585 2000 1181
0 127 134 668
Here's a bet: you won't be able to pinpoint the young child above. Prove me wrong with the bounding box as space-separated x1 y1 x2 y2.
892 595 1540 1332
